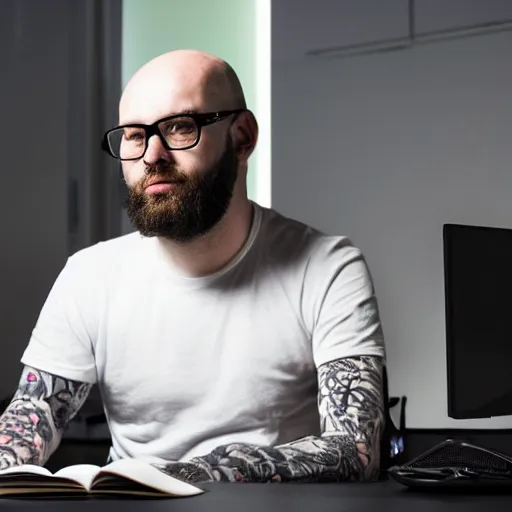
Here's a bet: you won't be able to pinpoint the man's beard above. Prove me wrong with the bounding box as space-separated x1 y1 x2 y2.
124 139 238 242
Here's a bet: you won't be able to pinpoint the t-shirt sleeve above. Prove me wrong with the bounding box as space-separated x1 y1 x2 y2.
308 238 386 368
20 254 98 384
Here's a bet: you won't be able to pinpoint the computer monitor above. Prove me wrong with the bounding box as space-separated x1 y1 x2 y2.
444 223 512 420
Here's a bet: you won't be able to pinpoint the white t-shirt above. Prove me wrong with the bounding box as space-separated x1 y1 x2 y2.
21 202 385 464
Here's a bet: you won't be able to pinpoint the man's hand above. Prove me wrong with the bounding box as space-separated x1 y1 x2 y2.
153 460 216 483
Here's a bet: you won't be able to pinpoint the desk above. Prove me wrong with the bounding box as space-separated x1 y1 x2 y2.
0 480 511 512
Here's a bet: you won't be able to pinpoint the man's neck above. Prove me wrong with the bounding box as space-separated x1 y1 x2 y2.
156 197 254 278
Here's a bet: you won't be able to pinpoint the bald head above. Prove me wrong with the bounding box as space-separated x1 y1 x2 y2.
120 50 246 124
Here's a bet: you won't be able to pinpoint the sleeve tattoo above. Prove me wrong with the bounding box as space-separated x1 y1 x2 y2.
0 366 91 470
156 355 385 483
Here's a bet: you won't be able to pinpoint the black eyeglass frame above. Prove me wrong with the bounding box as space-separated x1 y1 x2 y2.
101 109 245 161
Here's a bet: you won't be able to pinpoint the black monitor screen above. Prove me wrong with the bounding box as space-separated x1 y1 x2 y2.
444 223 512 419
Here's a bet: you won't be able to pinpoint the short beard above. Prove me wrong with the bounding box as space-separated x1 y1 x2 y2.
124 139 238 243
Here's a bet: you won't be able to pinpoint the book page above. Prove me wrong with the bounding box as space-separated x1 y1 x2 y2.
92 458 204 496
0 464 52 478
54 464 101 490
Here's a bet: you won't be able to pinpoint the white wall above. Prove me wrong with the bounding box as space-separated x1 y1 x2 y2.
272 30 512 428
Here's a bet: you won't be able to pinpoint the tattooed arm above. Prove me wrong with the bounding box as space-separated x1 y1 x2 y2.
157 355 385 483
0 366 92 470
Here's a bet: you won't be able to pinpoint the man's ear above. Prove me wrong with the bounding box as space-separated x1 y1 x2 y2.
232 110 258 162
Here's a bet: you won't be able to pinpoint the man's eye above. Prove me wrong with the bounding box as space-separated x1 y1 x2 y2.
170 122 195 133
125 133 144 141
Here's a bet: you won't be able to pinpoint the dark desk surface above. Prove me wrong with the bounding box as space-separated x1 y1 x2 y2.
1 480 512 512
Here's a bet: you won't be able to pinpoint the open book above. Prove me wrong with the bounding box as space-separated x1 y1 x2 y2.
0 458 204 498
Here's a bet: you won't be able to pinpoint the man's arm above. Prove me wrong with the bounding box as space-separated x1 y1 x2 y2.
0 365 92 469
157 355 385 483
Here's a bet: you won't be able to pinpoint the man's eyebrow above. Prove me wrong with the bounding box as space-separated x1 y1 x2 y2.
119 109 200 126
160 108 200 118
174 108 199 116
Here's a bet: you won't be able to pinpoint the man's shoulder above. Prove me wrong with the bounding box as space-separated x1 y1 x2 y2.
258 204 363 266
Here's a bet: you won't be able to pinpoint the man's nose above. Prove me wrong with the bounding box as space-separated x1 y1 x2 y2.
143 134 173 165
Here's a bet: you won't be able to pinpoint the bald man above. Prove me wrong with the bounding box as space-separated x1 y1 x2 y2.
0 50 387 483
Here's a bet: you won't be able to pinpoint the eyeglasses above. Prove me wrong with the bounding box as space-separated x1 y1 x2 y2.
101 109 244 161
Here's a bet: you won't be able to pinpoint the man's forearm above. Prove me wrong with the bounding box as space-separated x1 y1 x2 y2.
160 433 379 483
0 398 60 469
157 356 385 484
0 366 92 470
